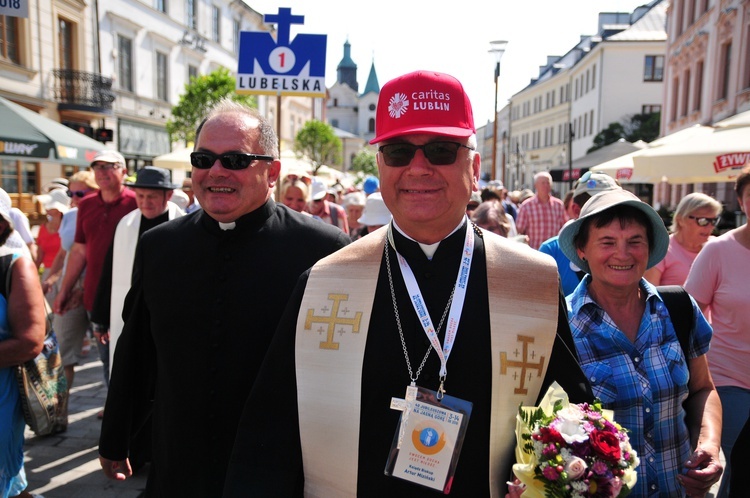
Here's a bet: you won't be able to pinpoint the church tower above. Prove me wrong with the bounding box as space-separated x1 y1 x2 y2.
336 39 358 92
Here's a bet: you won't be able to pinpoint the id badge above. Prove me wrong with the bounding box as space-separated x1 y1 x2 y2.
384 386 472 494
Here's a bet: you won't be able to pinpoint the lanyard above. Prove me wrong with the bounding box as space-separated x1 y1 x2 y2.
387 220 474 394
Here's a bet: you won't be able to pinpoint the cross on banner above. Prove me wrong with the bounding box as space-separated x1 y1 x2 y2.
304 294 363 350
500 335 546 395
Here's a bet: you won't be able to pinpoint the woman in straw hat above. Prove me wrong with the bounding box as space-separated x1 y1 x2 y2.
558 188 722 497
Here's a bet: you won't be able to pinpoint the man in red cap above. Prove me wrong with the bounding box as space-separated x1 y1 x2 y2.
224 71 591 497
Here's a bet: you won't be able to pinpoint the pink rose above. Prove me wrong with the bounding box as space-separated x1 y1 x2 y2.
564 456 588 480
609 476 623 497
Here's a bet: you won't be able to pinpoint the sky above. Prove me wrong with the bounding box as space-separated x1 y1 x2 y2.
245 0 654 125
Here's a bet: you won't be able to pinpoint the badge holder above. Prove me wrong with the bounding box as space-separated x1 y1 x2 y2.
384 386 472 494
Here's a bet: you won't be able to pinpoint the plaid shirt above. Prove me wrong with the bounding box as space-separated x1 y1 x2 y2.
515 195 566 249
567 277 712 497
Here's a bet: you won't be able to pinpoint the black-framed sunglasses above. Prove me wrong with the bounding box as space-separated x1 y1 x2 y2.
378 141 474 167
66 189 91 198
190 151 275 170
688 215 720 226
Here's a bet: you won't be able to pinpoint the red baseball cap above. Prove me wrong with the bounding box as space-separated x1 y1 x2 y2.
369 70 475 144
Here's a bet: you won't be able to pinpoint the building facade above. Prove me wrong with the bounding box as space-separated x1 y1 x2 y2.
658 0 750 211
500 0 667 194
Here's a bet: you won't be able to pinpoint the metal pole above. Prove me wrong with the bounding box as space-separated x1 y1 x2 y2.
491 64 499 181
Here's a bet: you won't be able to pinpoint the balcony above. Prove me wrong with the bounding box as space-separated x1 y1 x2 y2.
51 69 115 114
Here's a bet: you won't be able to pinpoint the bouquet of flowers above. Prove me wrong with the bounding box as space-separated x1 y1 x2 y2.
513 382 639 498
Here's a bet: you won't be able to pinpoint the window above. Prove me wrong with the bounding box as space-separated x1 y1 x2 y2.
0 15 20 64
681 69 691 117
58 18 74 70
743 31 750 90
719 42 732 100
589 110 594 136
686 0 696 27
592 64 596 89
233 19 240 54
156 51 168 101
675 0 684 37
118 35 133 92
188 64 198 82
212 6 220 43
1 160 37 195
670 77 679 122
186 0 197 30
644 55 664 81
583 113 588 137
331 119 338 128
156 0 167 14
368 118 375 133
694 61 704 111
642 105 661 114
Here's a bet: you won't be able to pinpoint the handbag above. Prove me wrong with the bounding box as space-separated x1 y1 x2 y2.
5 255 68 436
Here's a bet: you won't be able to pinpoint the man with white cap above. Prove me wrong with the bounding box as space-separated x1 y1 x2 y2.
53 149 137 387
224 70 591 497
539 171 620 296
307 177 349 234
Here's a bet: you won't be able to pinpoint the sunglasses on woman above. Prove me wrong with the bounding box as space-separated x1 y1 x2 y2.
190 151 274 170
688 215 719 226
378 142 474 167
67 190 91 198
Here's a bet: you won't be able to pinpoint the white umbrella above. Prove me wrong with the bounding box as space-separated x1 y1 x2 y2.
590 124 716 184
633 124 750 184
152 147 193 171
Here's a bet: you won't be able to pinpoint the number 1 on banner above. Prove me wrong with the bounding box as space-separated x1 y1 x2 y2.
269 47 295 74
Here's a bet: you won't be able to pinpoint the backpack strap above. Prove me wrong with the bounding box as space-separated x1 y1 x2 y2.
657 285 694 357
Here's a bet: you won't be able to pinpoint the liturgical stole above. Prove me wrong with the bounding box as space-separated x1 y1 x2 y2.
295 225 559 497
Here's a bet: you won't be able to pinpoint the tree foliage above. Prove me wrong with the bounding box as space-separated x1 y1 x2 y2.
166 67 256 146
587 112 661 153
293 120 342 174
350 148 378 179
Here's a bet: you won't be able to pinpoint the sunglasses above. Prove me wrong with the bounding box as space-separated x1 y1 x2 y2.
687 215 719 227
378 141 474 167
67 190 91 198
190 151 274 170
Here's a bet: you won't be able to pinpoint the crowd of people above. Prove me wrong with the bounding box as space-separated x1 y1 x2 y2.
0 68 747 498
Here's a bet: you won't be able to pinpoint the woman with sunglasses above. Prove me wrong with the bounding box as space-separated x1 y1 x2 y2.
644 192 722 286
685 165 750 498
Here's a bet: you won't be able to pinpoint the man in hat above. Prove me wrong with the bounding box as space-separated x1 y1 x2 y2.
539 171 620 296
90 166 184 378
97 100 349 496
307 177 349 234
224 70 591 497
53 149 137 386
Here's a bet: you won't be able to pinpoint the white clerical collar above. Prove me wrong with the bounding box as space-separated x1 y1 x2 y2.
392 218 467 260
218 221 236 231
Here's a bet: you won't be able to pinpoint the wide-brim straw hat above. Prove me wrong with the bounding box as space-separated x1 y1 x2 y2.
559 189 669 273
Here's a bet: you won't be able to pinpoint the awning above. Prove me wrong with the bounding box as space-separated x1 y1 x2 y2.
0 95 104 166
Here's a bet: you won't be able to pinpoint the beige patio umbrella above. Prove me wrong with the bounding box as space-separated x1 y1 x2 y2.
632 124 750 184
152 147 193 171
590 124 716 183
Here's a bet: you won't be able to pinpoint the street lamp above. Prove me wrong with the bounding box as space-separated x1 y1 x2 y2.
489 40 508 184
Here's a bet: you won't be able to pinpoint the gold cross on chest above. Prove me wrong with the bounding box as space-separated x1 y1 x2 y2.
304 293 363 350
500 335 546 395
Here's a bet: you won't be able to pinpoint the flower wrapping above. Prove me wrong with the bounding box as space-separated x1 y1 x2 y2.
513 382 639 498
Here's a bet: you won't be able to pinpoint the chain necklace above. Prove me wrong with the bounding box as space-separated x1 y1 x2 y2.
384 240 457 386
